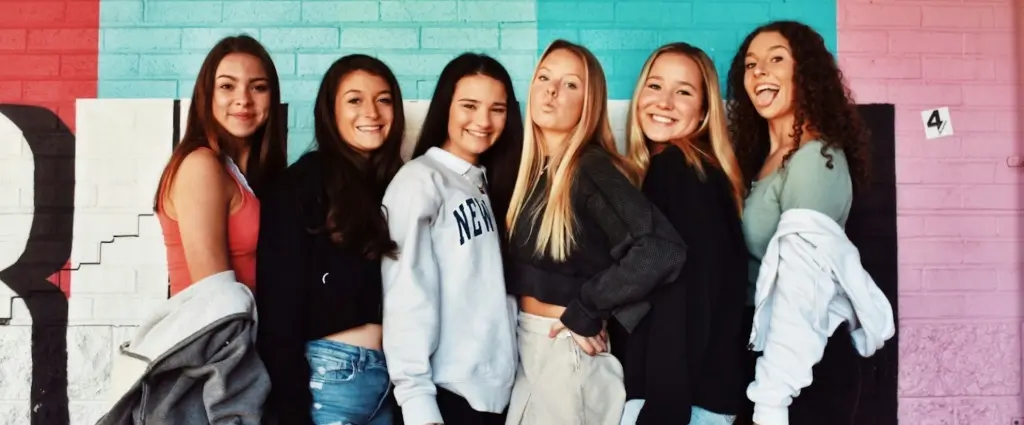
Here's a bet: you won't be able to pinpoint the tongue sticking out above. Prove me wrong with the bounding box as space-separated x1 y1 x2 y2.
755 89 777 107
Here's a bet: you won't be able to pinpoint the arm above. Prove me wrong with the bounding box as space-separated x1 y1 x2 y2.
169 148 233 283
380 167 444 425
559 151 687 337
254 177 314 425
748 146 852 425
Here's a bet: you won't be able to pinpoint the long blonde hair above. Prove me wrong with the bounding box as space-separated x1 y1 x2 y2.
506 39 640 262
625 42 746 214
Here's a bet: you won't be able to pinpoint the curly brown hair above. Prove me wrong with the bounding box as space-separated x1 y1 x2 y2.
726 20 871 193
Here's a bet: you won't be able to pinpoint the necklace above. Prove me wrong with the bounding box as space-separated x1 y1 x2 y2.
461 172 486 195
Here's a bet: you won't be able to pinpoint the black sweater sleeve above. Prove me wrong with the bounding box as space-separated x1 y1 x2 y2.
255 178 314 425
558 149 687 337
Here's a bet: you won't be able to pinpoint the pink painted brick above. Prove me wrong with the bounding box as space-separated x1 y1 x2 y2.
897 186 963 210
962 292 1022 317
994 216 1020 238
841 55 920 79
896 135 962 158
964 33 1016 56
898 294 966 318
897 398 954 425
899 323 1021 396
897 239 965 264
887 83 963 106
996 268 1020 290
843 78 887 103
922 268 998 291
889 31 963 54
836 30 888 54
897 215 925 237
921 57 996 81
923 216 999 238
962 185 1018 210
956 397 1024 425
992 165 1024 185
963 240 1020 264
843 4 921 27
899 266 924 292
962 84 1018 107
896 159 994 185
959 133 1018 159
921 6 996 29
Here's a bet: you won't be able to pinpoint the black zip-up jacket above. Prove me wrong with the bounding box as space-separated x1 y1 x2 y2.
505 144 687 337
627 145 750 424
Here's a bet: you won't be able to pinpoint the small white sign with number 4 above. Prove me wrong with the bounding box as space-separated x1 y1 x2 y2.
921 107 954 139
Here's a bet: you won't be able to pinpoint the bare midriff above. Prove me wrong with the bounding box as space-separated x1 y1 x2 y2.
519 295 566 319
323 323 383 351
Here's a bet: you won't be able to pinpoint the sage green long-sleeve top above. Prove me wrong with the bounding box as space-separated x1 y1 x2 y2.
741 140 853 302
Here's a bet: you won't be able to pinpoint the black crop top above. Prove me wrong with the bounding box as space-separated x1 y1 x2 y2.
255 151 384 425
506 145 687 337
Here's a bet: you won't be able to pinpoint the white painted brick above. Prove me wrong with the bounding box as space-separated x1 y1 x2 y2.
0 402 30 425
67 326 113 400
0 326 32 400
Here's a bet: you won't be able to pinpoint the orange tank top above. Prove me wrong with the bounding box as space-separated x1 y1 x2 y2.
158 157 259 297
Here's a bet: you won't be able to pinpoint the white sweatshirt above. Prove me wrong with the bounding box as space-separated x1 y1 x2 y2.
381 147 518 425
747 208 896 425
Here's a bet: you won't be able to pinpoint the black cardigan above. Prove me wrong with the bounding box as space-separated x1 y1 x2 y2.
506 145 687 337
626 145 750 424
255 151 386 425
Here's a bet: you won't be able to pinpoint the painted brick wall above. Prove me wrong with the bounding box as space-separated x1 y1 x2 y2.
97 0 835 162
838 0 1024 423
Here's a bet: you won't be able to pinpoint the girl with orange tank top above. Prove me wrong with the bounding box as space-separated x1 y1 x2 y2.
154 35 286 298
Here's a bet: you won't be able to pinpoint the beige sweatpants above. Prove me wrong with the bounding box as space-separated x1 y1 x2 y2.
505 311 626 425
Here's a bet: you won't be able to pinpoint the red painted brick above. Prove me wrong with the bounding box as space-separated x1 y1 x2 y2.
22 80 96 102
0 54 60 77
27 29 98 51
921 6 996 29
889 31 964 54
60 53 97 78
0 2 66 28
0 29 25 50
921 57 996 81
65 1 100 26
0 81 22 101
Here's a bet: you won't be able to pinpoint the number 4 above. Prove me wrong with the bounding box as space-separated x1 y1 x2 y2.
926 109 946 134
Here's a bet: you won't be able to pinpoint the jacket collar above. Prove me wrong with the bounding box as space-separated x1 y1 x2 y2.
425 146 486 175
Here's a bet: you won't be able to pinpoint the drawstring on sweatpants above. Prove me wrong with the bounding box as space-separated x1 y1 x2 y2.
560 331 582 371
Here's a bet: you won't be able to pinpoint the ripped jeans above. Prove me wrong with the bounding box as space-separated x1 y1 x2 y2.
306 339 393 425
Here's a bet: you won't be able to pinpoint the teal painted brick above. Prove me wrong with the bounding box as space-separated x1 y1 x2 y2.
103 28 181 52
580 29 659 50
302 1 379 23
416 80 437 99
223 1 301 24
289 101 315 129
145 1 223 24
536 28 579 47
102 81 179 98
178 79 194 98
614 2 691 24
138 53 207 77
458 2 535 22
422 28 499 49
273 53 297 76
376 52 455 77
100 0 143 25
500 24 537 51
99 54 140 78
493 52 538 80
693 3 771 24
538 2 614 22
181 28 259 50
770 3 837 52
297 54 343 77
289 131 315 162
260 28 339 51
342 28 419 49
280 78 321 102
380 1 456 22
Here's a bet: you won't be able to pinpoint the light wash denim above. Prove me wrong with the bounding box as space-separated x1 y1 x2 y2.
620 399 736 425
306 339 393 425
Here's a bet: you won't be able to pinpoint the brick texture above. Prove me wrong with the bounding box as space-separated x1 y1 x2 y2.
839 0 1024 423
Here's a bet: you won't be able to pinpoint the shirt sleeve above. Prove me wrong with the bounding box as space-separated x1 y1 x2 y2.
558 150 688 337
380 166 445 425
779 143 852 221
254 180 314 425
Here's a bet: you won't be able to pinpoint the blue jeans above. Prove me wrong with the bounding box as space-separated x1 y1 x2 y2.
306 339 393 425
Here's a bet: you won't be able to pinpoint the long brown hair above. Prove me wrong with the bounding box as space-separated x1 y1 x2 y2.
627 42 746 215
310 54 405 260
153 34 287 210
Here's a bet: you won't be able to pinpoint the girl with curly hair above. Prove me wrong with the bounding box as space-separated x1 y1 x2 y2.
726 20 895 425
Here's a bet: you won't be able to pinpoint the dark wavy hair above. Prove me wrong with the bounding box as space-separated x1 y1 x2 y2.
726 20 870 192
311 54 406 260
413 52 525 243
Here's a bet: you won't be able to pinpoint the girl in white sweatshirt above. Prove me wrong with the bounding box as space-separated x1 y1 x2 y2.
380 52 524 425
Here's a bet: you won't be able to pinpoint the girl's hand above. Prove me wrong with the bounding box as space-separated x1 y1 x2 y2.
549 321 608 356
